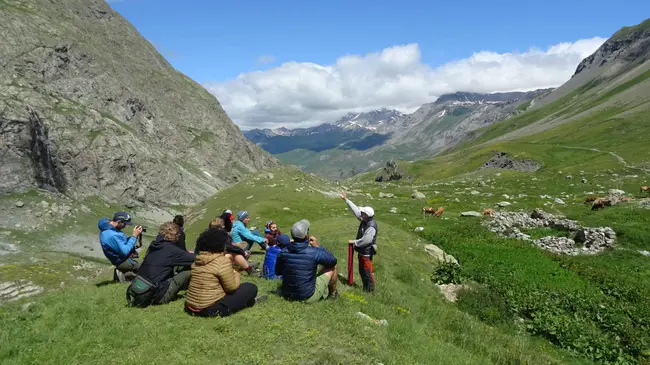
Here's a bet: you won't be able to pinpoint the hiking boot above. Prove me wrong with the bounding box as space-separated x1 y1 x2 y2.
254 294 268 304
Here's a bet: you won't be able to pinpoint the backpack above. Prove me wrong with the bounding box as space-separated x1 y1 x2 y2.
126 275 158 308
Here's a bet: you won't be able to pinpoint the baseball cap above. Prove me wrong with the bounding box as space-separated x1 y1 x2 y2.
359 206 375 218
237 210 249 221
112 211 134 225
276 234 290 247
291 219 310 239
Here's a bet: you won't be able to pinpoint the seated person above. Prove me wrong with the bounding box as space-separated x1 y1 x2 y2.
126 222 196 307
202 217 259 274
264 220 282 246
231 210 269 252
98 211 143 282
185 228 267 317
173 215 187 251
275 219 338 303
262 234 290 280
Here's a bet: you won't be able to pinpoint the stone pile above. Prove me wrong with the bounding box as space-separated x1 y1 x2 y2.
484 209 616 255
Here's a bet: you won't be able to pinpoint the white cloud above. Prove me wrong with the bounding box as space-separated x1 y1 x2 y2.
257 55 275 64
205 37 606 130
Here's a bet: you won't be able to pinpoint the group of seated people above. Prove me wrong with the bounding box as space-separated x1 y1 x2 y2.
98 208 343 317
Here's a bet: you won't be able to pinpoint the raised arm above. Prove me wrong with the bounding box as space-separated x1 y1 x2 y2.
340 191 362 221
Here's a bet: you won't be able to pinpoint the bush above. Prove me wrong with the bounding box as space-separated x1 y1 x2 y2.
431 261 463 285
457 286 513 326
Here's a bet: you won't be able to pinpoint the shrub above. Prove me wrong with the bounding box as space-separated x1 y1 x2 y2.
431 261 463 285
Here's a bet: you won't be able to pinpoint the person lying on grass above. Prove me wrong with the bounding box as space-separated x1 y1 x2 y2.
275 219 339 302
262 233 290 280
185 228 267 317
126 222 195 308
231 210 269 253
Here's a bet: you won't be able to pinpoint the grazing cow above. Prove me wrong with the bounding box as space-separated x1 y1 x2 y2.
591 198 614 211
621 197 633 202
584 195 598 204
423 207 444 217
483 208 494 216
641 186 650 195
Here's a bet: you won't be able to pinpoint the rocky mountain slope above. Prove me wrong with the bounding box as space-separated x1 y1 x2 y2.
270 90 550 180
0 0 276 206
244 108 402 154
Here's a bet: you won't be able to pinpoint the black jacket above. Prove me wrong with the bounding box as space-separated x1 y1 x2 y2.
355 219 378 256
139 238 195 286
275 240 337 301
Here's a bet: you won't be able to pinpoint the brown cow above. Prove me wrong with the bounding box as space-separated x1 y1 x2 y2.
483 208 494 216
584 195 598 204
423 207 444 217
591 198 614 211
641 186 650 195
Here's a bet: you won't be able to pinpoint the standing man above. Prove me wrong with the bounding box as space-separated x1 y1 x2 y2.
340 192 377 293
98 211 143 282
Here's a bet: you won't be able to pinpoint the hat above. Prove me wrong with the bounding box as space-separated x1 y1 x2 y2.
359 206 375 218
112 211 134 225
276 234 290 247
223 209 232 215
237 210 249 221
291 219 310 239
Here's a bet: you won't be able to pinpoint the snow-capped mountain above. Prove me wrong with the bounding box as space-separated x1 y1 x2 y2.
333 108 404 133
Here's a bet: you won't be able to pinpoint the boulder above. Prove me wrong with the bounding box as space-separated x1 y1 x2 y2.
375 160 404 182
609 189 625 196
412 191 426 199
436 284 469 303
460 211 482 217
497 201 511 207
15 201 25 208
424 244 458 265
554 198 565 205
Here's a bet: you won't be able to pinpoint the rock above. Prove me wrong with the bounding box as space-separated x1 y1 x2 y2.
22 302 35 312
414 227 424 232
0 280 44 303
389 207 397 214
502 194 511 199
424 244 458 265
470 190 481 195
480 152 541 172
554 198 565 205
566 175 573 180
453 198 460 203
460 211 482 217
246 195 254 200
365 193 373 199
15 201 25 208
375 160 404 182
412 191 426 199
609 189 625 196
378 192 395 198
497 201 511 207
639 250 650 257
581 178 587 183
436 284 469 302
283 207 290 211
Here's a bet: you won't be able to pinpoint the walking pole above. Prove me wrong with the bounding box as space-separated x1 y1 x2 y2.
348 243 354 285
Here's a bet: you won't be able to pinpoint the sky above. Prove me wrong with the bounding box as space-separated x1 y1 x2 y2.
107 0 650 130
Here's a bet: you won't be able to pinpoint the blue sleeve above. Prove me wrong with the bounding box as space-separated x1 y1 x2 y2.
108 233 136 257
239 226 266 243
315 248 337 268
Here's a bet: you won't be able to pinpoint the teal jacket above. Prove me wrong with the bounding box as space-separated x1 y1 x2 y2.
231 220 265 245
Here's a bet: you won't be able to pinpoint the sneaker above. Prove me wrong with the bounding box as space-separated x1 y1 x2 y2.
254 294 269 304
113 268 126 283
246 262 260 275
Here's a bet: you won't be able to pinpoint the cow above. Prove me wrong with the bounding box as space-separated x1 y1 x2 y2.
584 195 598 204
423 207 444 217
591 198 613 211
483 208 494 216
641 186 650 195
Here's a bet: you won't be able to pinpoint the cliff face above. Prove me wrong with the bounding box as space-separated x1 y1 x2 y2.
0 0 277 205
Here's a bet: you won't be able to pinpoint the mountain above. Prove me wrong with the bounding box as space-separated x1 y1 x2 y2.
243 108 402 154
0 0 277 206
269 90 550 179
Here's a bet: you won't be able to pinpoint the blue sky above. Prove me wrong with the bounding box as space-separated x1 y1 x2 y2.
108 0 650 129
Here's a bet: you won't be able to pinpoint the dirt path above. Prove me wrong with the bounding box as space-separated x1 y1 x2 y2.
557 145 650 174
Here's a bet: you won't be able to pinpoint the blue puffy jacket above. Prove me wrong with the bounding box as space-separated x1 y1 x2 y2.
231 220 265 245
98 218 137 265
275 240 337 300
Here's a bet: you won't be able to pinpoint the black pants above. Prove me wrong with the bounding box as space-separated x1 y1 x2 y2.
186 282 258 317
358 255 375 293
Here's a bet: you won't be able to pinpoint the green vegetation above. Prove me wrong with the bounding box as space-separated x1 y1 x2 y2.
611 18 650 40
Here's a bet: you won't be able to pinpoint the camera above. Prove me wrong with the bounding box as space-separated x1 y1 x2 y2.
141 226 147 233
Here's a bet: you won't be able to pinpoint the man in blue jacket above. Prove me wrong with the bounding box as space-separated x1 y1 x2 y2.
231 210 269 252
98 211 143 282
275 219 338 303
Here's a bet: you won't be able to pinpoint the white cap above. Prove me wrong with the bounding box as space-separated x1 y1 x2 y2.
359 206 375 218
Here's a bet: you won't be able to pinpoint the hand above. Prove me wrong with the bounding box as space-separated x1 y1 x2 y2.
340 191 347 200
264 238 269 244
309 236 319 247
132 225 143 237
348 240 355 245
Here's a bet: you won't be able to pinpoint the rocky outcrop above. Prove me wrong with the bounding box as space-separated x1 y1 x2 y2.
484 209 616 255
480 152 541 172
0 0 277 206
375 160 404 182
